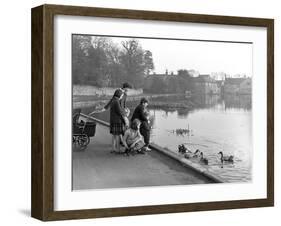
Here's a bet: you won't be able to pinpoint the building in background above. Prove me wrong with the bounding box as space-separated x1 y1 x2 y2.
191 74 220 95
224 77 252 94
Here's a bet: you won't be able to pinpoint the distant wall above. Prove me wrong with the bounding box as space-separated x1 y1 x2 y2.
73 85 143 96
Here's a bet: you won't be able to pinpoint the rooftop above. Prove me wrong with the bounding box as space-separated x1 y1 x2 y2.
192 74 217 83
225 77 250 85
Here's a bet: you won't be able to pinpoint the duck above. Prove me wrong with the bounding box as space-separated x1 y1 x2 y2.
199 152 209 165
193 149 201 158
183 148 200 159
184 153 191 159
178 144 187 154
185 149 201 159
178 144 192 154
218 151 234 163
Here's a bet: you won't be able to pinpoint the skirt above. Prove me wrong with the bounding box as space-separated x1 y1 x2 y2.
110 123 124 135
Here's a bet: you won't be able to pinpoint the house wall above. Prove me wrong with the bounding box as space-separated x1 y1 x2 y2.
224 84 240 94
239 79 252 94
224 79 252 94
194 82 220 94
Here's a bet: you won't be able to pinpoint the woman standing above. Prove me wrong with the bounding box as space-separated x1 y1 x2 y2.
104 82 132 132
109 89 125 153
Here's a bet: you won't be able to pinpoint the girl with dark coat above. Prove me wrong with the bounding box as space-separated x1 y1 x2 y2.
109 89 125 153
104 82 132 131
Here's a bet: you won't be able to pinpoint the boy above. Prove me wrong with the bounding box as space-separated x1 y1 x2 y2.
131 98 151 151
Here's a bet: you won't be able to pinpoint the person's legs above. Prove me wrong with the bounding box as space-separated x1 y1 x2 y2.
144 130 151 151
120 125 126 146
116 135 121 152
134 140 146 154
111 135 116 153
140 127 151 151
144 130 150 146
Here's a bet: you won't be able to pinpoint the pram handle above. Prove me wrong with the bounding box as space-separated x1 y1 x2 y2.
89 108 106 116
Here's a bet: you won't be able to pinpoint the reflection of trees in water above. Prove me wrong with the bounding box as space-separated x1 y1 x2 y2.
149 96 192 117
191 94 251 111
223 94 251 110
151 95 185 102
149 108 177 117
148 113 156 128
191 95 222 109
147 94 252 119
177 108 190 117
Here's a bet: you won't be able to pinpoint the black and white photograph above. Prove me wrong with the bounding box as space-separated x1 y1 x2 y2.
29 2 274 222
71 34 253 190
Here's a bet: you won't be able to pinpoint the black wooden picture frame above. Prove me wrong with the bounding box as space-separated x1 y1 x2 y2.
31 4 274 221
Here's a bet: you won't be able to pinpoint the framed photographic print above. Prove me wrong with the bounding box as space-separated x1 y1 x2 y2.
31 4 274 221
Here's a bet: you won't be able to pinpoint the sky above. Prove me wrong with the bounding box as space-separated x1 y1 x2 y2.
95 36 253 77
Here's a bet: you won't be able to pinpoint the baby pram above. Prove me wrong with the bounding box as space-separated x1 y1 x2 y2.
72 109 97 150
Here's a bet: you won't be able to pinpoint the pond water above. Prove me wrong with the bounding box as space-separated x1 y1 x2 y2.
81 94 252 183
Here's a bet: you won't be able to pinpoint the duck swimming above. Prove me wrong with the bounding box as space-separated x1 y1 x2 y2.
184 149 200 159
178 144 193 154
200 152 209 165
178 144 187 154
193 149 201 158
218 151 234 163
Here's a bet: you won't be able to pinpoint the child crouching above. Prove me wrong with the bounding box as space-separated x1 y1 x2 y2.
122 119 145 155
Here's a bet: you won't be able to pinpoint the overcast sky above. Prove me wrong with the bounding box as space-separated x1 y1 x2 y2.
99 36 252 77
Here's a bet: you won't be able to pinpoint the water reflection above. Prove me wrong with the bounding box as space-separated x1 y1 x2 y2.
192 94 222 109
223 94 251 110
147 94 252 183
148 94 251 118
192 94 251 111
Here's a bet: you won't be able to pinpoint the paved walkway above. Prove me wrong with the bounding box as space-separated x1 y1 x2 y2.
72 122 212 190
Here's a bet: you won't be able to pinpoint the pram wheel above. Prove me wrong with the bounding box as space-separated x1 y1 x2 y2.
78 134 90 149
72 110 97 151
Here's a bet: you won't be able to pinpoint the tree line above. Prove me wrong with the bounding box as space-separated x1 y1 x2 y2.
72 35 154 88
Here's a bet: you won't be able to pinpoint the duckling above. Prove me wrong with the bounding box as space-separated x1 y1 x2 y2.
200 152 209 165
218 151 234 164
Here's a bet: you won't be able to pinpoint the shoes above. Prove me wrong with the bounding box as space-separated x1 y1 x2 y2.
144 146 152 151
137 150 146 154
120 141 125 147
124 148 131 156
110 150 124 154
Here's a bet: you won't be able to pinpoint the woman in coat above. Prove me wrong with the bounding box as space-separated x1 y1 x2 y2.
104 82 132 131
109 89 125 153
